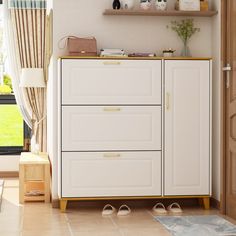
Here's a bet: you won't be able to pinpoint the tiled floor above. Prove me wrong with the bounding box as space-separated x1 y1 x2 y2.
0 178 233 236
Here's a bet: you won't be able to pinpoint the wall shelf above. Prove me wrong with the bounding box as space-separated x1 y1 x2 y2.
103 9 218 17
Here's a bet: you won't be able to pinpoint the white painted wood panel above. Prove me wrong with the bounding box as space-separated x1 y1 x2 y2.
62 106 161 151
62 59 162 105
62 151 161 197
164 60 211 195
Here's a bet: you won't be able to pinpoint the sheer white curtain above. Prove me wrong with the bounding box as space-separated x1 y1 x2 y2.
3 0 32 128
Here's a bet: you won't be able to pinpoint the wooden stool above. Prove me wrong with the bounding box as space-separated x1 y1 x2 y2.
19 152 50 203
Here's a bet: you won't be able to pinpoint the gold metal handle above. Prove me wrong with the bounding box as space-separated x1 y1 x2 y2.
166 93 170 111
103 107 121 112
103 153 121 158
103 61 121 65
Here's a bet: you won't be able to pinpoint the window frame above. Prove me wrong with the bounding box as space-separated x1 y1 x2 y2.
0 94 27 154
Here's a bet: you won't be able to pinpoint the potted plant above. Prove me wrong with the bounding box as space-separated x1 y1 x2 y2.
167 19 200 57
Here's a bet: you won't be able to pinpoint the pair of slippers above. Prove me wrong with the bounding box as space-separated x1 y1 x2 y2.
102 204 131 216
152 202 183 215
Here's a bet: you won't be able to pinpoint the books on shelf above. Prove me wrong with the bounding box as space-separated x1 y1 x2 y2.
128 53 156 57
100 49 156 58
100 49 126 57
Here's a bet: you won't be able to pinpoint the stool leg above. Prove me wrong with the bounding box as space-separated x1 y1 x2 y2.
44 164 51 203
19 165 25 204
202 197 210 210
60 199 68 212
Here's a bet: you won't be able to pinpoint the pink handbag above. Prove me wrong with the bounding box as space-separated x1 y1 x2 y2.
59 36 97 56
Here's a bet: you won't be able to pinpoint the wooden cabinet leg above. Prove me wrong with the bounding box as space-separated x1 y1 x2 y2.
198 198 203 207
60 199 68 212
202 197 210 210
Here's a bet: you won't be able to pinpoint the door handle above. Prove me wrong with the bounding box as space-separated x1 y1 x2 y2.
222 64 231 89
103 107 121 112
103 61 121 65
103 153 121 158
166 93 170 111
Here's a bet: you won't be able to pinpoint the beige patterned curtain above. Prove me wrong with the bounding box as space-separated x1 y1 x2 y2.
9 1 47 151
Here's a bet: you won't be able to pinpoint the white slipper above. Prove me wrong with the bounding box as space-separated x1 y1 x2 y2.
102 204 116 216
117 205 131 216
167 203 183 214
152 203 167 215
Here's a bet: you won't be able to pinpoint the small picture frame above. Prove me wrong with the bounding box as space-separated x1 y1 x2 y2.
179 0 200 11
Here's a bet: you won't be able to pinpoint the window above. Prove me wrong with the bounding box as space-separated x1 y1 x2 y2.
0 4 30 154
0 94 24 152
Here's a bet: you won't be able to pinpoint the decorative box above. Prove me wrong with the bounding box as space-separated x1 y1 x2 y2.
179 0 200 11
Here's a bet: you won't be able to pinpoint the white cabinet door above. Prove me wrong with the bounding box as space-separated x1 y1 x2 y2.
62 106 161 151
164 60 211 195
61 59 162 105
62 151 162 197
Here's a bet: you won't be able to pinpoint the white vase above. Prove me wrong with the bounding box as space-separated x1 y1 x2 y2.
121 0 135 9
140 0 152 10
155 0 167 11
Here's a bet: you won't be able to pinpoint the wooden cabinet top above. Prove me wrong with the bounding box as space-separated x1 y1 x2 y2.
20 152 49 165
58 56 212 60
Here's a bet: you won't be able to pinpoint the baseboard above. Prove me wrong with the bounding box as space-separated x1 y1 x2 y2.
52 198 60 208
53 197 219 210
210 197 220 210
0 171 19 178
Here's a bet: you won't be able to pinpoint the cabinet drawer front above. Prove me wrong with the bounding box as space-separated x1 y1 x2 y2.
61 151 161 197
62 106 161 151
61 59 162 105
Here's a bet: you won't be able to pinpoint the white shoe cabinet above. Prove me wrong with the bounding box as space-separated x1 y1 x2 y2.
57 58 212 212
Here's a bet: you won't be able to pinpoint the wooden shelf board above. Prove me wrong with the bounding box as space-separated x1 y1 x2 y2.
24 195 45 201
103 9 218 17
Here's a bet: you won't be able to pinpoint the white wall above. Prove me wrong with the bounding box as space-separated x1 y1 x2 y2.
0 156 19 171
49 0 220 200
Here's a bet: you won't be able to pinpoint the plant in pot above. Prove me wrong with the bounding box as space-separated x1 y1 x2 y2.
167 19 200 57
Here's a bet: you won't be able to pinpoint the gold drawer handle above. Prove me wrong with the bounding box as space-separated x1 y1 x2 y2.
103 61 121 65
104 107 121 112
166 92 170 111
103 153 121 158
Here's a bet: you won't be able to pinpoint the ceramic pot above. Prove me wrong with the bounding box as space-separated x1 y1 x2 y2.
113 0 121 9
121 0 135 9
140 0 152 10
155 0 167 11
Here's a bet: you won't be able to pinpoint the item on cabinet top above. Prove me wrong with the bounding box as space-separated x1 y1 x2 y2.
58 36 97 56
179 0 200 11
100 48 126 57
163 48 175 57
68 36 97 56
128 52 156 57
113 0 121 9
140 0 152 10
155 0 167 11
200 0 209 11
121 0 135 9
167 19 200 57
175 0 209 11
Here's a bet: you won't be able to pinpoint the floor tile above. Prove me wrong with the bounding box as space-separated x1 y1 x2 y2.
0 232 21 236
111 209 159 229
72 229 122 236
0 178 233 236
121 227 171 236
21 230 71 236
